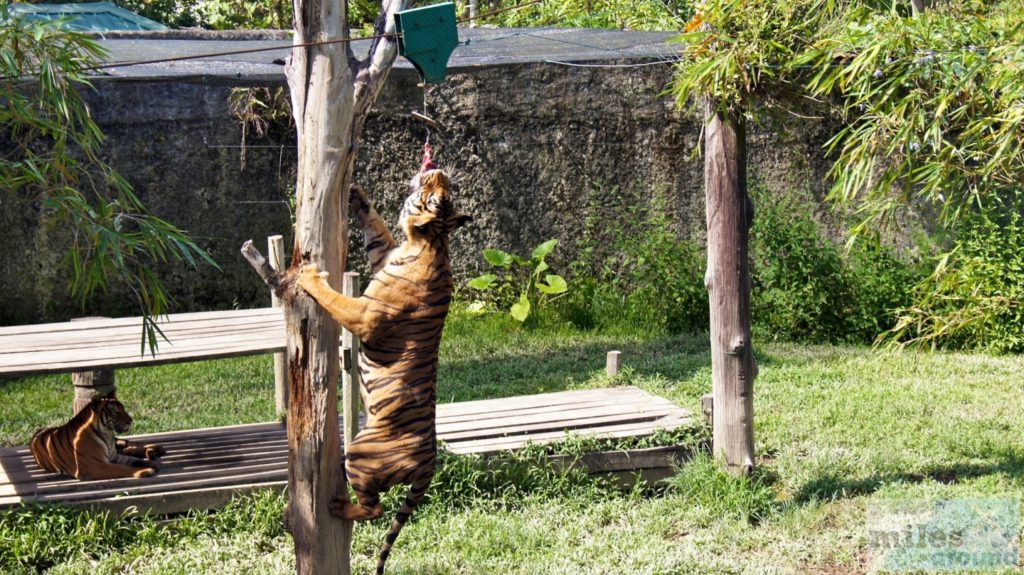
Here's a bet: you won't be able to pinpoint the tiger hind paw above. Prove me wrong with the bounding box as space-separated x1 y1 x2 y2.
133 467 157 478
329 497 383 521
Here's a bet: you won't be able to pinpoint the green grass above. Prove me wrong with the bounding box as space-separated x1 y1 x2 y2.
3 308 1024 574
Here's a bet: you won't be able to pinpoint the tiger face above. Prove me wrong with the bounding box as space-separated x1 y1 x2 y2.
400 169 471 239
94 397 133 434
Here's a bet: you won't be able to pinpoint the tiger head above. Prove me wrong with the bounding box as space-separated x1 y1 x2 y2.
400 169 471 241
92 396 133 434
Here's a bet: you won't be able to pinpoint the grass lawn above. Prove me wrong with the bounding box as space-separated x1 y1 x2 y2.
2 308 1024 574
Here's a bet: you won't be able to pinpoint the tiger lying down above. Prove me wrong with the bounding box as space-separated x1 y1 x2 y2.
30 395 165 480
297 165 469 575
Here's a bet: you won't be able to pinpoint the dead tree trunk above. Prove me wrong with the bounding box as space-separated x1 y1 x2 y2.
240 1 409 573
703 101 756 475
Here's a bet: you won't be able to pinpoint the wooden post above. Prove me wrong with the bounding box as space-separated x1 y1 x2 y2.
269 235 289 417
71 317 115 414
606 350 622 377
255 1 409 573
701 393 714 429
468 0 478 25
341 272 362 448
703 100 757 475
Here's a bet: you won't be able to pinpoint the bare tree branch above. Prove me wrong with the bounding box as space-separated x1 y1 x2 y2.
241 239 287 298
352 0 409 115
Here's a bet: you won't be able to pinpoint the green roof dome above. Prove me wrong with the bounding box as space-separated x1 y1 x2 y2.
8 2 169 32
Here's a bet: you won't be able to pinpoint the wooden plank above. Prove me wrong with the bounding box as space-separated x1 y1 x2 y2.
0 425 287 459
1 331 286 367
435 388 656 424
0 314 284 352
0 342 288 378
86 481 289 516
1 448 289 487
436 396 679 432
0 387 695 512
437 406 683 441
0 468 288 506
435 387 650 418
445 415 694 455
0 308 282 337
88 481 289 516
0 324 284 359
3 459 289 498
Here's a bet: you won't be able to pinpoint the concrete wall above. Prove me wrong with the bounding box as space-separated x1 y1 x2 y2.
0 62 835 324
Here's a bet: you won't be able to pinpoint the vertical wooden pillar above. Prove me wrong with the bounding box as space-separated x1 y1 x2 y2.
268 235 289 417
71 317 115 414
341 272 362 448
606 350 622 377
703 101 757 475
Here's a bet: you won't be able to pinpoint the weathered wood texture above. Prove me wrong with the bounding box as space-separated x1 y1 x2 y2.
269 235 289 416
0 307 289 378
0 387 693 514
281 0 408 571
341 272 362 448
703 103 757 475
606 350 621 377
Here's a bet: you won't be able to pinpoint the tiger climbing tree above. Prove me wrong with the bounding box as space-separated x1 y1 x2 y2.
241 0 409 573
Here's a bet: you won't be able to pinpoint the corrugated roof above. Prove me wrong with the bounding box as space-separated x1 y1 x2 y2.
9 2 168 32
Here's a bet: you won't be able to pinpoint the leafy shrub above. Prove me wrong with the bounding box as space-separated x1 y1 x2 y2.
468 240 569 323
750 186 921 343
565 192 707 335
110 0 292 29
471 0 689 31
884 206 1024 353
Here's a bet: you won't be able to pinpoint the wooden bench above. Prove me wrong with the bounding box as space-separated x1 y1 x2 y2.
0 235 298 414
0 386 694 514
0 307 288 378
0 306 293 413
0 308 696 513
0 234 695 513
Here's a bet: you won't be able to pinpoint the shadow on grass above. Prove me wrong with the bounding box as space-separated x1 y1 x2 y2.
438 332 712 404
794 451 1024 504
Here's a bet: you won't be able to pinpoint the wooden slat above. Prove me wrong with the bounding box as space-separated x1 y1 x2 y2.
437 406 683 440
91 481 289 516
436 395 678 431
0 308 314 377
445 415 693 455
0 387 695 513
0 314 283 352
0 308 281 337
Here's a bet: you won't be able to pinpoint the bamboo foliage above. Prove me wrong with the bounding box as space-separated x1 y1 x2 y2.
672 0 1024 351
0 8 216 351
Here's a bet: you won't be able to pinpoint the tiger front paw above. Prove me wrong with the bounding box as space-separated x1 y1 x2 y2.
143 444 166 460
133 467 157 478
297 264 331 295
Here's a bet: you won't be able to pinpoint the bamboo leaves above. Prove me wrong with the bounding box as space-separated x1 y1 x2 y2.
1 12 217 353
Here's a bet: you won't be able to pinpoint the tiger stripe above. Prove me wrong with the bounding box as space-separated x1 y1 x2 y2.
298 169 470 575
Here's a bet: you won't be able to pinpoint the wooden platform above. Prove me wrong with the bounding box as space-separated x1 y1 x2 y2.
0 307 286 378
0 386 693 515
